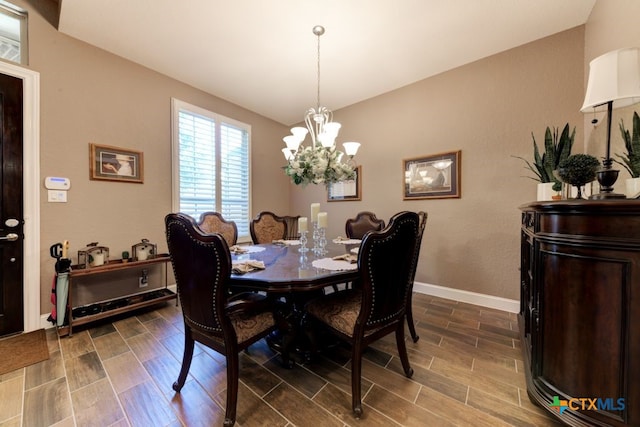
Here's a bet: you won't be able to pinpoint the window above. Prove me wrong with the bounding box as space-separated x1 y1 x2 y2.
0 1 27 65
171 98 251 241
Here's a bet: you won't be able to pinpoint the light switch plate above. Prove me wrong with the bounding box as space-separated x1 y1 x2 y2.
48 190 68 202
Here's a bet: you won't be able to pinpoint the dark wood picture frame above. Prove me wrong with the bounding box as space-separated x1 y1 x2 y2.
328 165 362 202
89 143 144 183
403 150 461 200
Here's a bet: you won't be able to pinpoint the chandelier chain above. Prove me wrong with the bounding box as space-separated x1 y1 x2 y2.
316 28 321 111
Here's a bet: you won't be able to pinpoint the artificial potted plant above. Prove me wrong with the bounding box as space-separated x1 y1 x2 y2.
613 111 640 197
556 153 600 199
513 124 575 200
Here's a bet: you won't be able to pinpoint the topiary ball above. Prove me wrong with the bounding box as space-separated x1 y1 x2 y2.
557 154 600 186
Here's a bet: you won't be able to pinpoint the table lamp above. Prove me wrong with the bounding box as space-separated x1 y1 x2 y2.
581 47 640 199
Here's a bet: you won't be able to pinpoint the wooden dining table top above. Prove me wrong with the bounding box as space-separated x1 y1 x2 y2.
229 242 359 294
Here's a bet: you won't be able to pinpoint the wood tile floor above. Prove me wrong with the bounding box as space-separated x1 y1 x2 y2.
0 294 561 426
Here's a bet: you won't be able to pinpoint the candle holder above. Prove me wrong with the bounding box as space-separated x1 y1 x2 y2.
312 221 320 254
317 226 328 255
298 230 309 253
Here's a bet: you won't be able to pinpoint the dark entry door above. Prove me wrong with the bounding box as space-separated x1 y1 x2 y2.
0 72 24 336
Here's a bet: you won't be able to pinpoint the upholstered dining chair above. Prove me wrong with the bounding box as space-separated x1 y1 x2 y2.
282 215 300 240
165 213 276 427
406 211 428 342
305 211 419 418
250 211 287 244
345 211 385 239
197 212 238 247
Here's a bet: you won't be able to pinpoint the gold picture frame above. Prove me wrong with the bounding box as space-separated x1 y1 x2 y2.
328 166 362 202
89 143 144 183
403 150 461 200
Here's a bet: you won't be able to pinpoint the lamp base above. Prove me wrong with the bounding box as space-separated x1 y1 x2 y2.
589 167 626 199
589 192 626 200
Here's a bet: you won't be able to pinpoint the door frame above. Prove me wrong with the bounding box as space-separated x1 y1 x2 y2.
0 60 40 333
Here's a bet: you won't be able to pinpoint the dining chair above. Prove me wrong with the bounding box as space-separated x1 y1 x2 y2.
197 212 238 247
345 211 385 239
250 211 287 244
282 215 300 240
165 213 277 427
406 211 428 342
305 211 419 418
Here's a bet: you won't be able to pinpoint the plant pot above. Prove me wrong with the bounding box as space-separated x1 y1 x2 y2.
537 182 558 201
626 177 640 198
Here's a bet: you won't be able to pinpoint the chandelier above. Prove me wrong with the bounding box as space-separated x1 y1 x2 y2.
282 25 361 186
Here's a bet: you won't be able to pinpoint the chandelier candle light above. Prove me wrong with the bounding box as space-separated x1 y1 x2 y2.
283 25 361 186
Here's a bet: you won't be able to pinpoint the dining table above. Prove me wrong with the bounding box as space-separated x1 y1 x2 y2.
228 239 361 366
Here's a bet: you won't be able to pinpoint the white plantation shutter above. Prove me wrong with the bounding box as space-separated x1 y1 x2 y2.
172 99 251 241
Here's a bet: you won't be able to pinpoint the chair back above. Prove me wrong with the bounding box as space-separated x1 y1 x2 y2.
197 212 238 247
357 211 419 332
165 213 231 338
250 211 287 244
411 211 428 281
282 215 300 240
345 211 385 239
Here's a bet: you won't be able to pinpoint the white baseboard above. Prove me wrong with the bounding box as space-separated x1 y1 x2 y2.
414 281 519 313
39 283 518 329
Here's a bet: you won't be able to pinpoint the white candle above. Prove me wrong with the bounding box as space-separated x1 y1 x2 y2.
317 212 328 228
311 203 320 223
91 252 104 267
298 216 308 232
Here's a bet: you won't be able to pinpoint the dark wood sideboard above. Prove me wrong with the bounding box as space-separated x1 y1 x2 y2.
519 201 639 426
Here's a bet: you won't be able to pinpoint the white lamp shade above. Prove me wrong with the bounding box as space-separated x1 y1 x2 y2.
321 132 339 147
283 135 302 151
323 122 341 137
291 126 309 139
343 142 360 156
282 148 293 161
581 47 640 112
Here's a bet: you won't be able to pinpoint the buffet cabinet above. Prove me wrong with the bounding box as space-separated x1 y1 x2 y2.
519 201 639 426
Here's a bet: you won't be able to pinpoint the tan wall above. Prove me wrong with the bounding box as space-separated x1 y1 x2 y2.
18 0 289 313
290 27 586 300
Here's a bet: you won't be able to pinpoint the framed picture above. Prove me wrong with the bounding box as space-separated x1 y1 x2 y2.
403 150 461 200
89 143 144 183
328 166 362 201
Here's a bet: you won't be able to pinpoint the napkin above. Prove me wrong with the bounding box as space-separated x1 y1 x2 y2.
229 245 248 254
272 239 301 246
231 260 266 274
312 258 358 271
332 253 358 264
332 237 362 245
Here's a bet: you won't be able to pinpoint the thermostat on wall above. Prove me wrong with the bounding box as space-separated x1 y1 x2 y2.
45 176 71 190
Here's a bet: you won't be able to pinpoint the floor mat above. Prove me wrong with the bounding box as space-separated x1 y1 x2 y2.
0 329 49 375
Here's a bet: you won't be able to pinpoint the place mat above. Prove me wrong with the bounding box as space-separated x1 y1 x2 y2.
332 237 361 245
0 329 49 375
312 258 358 271
272 239 301 246
232 260 266 274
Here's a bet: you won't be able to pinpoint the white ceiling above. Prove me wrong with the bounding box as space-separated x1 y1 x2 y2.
58 0 595 126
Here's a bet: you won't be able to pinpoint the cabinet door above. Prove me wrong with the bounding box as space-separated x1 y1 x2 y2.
536 242 635 426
